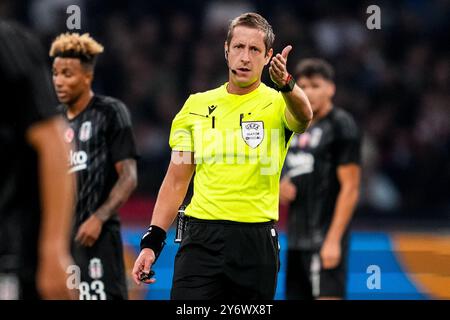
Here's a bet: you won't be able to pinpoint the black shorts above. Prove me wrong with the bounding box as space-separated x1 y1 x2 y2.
171 218 280 300
19 279 39 300
286 242 349 299
71 226 128 300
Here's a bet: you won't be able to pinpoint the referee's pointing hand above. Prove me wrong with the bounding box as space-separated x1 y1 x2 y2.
269 45 293 88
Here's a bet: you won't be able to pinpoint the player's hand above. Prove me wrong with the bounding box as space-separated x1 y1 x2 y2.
75 215 103 247
269 45 293 88
320 239 341 270
279 176 297 204
37 248 77 300
132 248 156 285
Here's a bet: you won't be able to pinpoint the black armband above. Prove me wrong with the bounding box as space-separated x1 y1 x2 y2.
275 74 296 92
140 225 167 262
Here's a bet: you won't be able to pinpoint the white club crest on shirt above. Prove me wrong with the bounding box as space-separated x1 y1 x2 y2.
241 121 264 148
309 128 323 148
88 258 103 280
79 121 92 142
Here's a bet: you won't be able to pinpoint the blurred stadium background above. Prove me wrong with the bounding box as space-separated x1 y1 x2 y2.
2 0 449 299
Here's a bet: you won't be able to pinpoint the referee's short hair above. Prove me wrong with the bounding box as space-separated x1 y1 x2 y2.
226 12 275 55
294 58 335 82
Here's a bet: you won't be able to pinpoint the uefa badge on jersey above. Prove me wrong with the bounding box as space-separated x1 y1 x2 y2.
79 121 92 142
88 258 103 280
241 121 264 148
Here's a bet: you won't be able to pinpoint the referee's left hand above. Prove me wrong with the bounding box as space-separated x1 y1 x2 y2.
269 45 292 88
75 215 103 247
132 248 156 285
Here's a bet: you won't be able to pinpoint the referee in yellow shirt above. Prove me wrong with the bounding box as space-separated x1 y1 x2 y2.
132 12 313 300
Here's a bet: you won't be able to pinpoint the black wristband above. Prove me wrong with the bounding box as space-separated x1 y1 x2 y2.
275 74 295 92
140 225 167 262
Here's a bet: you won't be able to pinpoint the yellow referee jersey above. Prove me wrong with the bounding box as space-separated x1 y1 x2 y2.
169 82 294 222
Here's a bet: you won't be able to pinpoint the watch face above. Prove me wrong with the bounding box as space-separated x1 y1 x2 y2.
278 74 295 92
287 75 295 90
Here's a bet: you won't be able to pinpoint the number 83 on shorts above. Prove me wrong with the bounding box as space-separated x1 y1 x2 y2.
78 280 106 300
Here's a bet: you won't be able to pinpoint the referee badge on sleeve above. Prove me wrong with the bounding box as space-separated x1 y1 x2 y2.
241 121 264 148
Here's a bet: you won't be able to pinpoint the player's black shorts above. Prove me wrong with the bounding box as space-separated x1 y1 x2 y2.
71 224 128 300
171 217 280 300
286 241 349 299
19 278 39 300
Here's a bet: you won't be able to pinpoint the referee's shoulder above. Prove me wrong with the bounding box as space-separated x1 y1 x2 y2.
188 85 224 100
261 82 280 94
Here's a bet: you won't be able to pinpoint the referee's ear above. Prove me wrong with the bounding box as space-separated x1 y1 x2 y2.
224 42 229 62
264 48 273 66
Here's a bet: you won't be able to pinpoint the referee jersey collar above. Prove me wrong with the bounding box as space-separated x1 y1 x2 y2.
223 82 265 98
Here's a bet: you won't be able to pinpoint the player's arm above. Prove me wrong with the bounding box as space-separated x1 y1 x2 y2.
75 158 137 247
279 175 297 205
95 159 138 221
320 164 361 269
27 116 76 299
269 45 313 133
132 151 195 285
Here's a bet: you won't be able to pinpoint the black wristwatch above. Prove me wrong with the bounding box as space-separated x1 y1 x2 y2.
276 74 296 92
